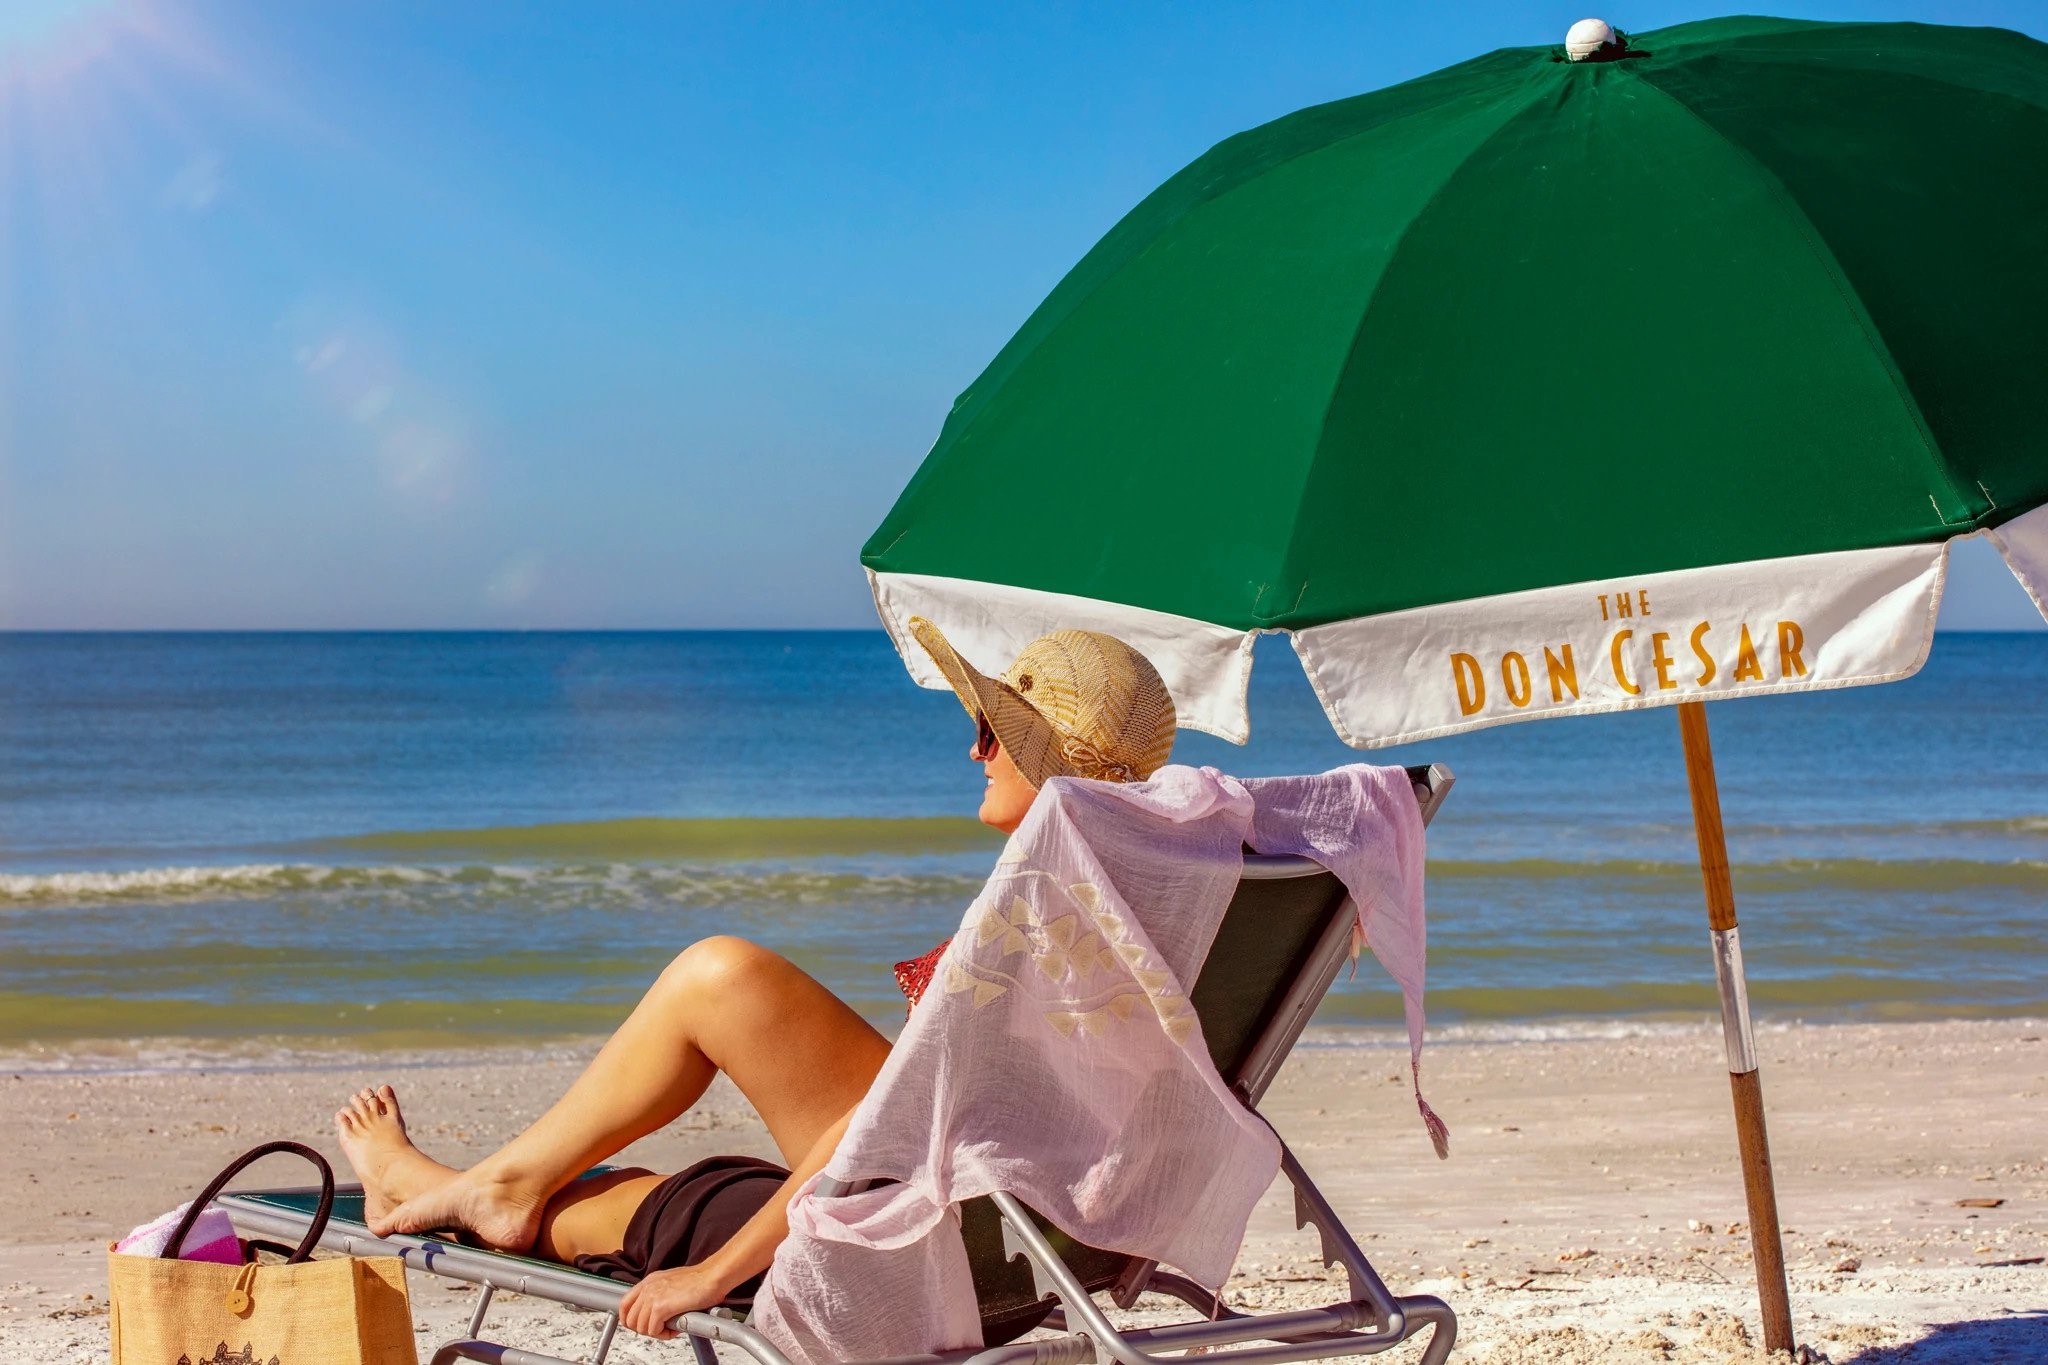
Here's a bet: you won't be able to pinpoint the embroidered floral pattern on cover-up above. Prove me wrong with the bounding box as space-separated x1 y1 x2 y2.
947 872 1198 1044
749 764 1436 1365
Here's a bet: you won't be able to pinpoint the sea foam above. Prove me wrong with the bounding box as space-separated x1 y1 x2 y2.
0 859 985 909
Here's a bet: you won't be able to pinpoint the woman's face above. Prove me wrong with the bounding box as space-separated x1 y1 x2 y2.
977 737 1038 834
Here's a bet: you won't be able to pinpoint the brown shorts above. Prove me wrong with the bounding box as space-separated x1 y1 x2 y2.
573 1155 789 1309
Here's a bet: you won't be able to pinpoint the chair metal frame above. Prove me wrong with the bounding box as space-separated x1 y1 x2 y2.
222 763 1458 1365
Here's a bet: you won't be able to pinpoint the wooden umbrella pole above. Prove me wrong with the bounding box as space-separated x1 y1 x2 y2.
1676 701 1794 1355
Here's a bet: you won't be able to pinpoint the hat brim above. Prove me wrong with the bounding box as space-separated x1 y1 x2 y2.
908 616 1074 789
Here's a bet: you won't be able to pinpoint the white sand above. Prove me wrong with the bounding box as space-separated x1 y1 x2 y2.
4 1018 2043 1362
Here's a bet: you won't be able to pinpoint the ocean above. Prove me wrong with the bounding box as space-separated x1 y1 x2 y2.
2 631 2044 1051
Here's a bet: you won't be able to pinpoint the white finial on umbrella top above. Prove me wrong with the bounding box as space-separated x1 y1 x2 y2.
1566 18 1618 61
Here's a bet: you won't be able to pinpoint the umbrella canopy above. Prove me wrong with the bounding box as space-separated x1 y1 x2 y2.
865 15 2048 746
863 16 2048 1355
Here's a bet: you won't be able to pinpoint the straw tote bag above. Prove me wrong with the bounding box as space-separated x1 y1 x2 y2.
108 1141 417 1365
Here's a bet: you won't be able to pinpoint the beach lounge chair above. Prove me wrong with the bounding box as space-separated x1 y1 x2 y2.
221 763 1459 1365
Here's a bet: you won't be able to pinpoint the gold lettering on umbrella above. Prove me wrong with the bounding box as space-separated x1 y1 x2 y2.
1733 624 1765 682
1544 645 1579 701
1501 651 1533 708
1452 652 1486 716
1443 591 1813 721
1777 621 1808 676
1650 632 1678 691
1691 622 1717 685
1611 629 1640 696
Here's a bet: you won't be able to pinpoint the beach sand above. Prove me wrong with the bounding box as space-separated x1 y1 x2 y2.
4 1018 2042 1362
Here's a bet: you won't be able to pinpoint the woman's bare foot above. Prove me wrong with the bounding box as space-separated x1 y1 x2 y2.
374 1164 549 1253
334 1085 459 1228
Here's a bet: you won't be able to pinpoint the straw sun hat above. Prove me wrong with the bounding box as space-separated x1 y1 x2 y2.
907 616 1176 789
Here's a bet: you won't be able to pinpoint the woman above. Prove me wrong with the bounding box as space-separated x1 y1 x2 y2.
333 619 1176 1339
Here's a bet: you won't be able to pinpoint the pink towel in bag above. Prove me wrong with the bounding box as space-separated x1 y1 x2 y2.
115 1201 242 1264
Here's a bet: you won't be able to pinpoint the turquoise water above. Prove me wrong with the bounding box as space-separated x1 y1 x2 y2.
2 631 2044 1046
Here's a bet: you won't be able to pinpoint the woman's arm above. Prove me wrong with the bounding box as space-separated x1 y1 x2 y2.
618 1104 858 1338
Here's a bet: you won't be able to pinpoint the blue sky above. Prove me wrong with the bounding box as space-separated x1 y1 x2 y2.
2 1 2042 630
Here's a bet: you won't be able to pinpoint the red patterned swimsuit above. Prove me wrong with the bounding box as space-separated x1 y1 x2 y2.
892 938 952 1010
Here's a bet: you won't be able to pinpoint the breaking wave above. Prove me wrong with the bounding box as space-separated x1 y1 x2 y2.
8 848 2046 908
311 815 1001 860
1429 857 2048 892
0 860 985 909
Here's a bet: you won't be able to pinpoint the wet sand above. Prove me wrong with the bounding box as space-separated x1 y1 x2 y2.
4 1018 2043 1362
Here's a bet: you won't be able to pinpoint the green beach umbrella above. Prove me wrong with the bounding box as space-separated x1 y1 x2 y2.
863 16 2048 1354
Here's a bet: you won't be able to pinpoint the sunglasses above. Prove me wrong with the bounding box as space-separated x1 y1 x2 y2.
972 711 1000 762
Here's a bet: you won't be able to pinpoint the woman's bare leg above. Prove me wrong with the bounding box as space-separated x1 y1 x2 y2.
335 1085 667 1261
371 937 890 1251
533 1170 669 1262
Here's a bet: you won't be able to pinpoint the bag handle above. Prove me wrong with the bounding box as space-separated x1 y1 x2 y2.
164 1140 335 1264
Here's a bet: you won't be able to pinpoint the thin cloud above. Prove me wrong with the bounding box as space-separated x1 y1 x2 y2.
159 148 222 211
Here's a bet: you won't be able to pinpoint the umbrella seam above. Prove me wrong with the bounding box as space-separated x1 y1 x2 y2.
910 68 1557 534
1617 62 1981 533
996 63 1557 382
1984 511 2048 622
1286 629 1365 749
1260 80 1564 631
1663 40 2048 119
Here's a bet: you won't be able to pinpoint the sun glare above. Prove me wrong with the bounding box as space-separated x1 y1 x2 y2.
0 0 283 454
0 0 126 85
1 0 475 521
0 0 270 260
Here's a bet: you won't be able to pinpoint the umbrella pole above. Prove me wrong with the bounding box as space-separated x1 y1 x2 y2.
1676 701 1794 1355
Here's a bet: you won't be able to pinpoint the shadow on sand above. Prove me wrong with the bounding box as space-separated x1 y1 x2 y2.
1841 1310 2047 1363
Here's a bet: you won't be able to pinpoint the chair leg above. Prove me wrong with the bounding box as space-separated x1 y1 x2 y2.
1278 1143 1402 1328
431 1342 586 1365
992 1191 1165 1365
990 1178 1458 1365
1396 1296 1457 1365
466 1283 499 1339
1279 1139 1460 1359
1109 1256 1158 1309
678 1310 798 1365
1139 1270 1247 1320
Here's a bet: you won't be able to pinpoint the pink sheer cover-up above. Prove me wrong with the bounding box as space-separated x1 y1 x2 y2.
748 764 1444 1364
